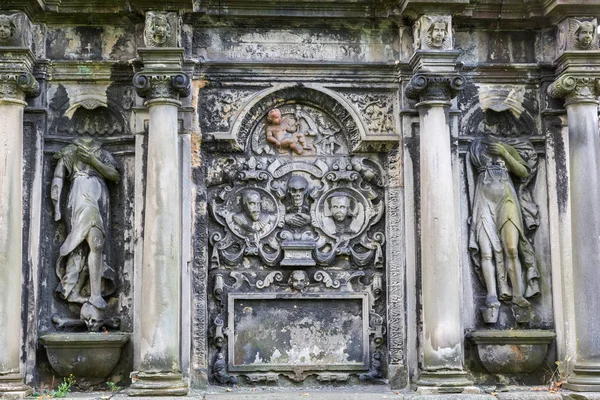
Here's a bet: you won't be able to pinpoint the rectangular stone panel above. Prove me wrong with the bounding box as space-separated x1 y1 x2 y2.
227 293 370 372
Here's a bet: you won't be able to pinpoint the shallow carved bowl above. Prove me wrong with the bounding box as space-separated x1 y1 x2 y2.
468 330 555 374
39 333 130 380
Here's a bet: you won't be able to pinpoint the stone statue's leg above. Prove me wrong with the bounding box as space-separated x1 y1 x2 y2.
501 222 529 308
86 227 107 310
477 235 499 307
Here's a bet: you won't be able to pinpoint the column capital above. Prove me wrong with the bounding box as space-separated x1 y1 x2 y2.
548 74 600 105
0 72 39 104
133 72 190 102
405 73 465 104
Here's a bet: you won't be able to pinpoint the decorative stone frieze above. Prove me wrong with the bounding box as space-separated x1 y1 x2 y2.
547 75 600 105
132 72 190 101
405 73 465 103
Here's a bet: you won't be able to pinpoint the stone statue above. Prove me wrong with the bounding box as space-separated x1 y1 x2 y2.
265 108 313 155
232 189 276 243
51 137 120 331
571 19 596 50
322 192 362 236
468 136 541 323
426 20 448 49
143 11 175 47
283 175 312 239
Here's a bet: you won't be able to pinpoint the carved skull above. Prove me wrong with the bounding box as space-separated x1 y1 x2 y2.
287 175 308 208
289 270 309 291
80 302 105 332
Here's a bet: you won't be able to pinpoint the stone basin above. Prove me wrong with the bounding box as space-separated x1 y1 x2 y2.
467 330 555 374
39 332 130 383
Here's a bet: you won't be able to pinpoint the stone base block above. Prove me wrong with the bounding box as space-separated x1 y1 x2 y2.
0 375 32 399
416 369 476 394
127 372 188 396
564 364 600 392
562 392 600 399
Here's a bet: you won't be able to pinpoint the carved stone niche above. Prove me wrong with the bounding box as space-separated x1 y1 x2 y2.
202 84 400 153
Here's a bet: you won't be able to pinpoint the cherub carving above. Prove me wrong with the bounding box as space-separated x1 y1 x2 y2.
265 108 314 155
570 19 597 50
0 14 18 46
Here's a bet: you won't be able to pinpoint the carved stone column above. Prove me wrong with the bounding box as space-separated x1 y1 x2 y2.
128 44 190 396
406 19 472 388
549 70 600 393
547 16 600 392
0 12 38 398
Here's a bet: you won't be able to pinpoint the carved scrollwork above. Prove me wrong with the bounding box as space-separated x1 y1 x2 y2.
0 72 39 101
133 72 191 101
406 73 465 103
548 75 600 104
256 271 284 289
313 270 341 289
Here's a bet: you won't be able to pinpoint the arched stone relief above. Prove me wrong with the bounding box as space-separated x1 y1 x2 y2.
205 83 398 153
203 83 392 385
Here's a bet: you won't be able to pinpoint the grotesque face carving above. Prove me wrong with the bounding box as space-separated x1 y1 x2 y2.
0 15 14 42
428 21 447 48
330 196 350 222
242 190 262 222
577 21 595 49
287 176 308 208
289 270 309 291
152 15 170 44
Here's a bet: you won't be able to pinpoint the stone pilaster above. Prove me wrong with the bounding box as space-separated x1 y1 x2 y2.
406 36 472 391
0 11 38 398
128 46 190 396
548 66 600 392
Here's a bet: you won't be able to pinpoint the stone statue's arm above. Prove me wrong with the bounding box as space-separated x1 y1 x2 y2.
51 159 65 222
78 148 120 183
489 142 528 178
265 127 281 147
